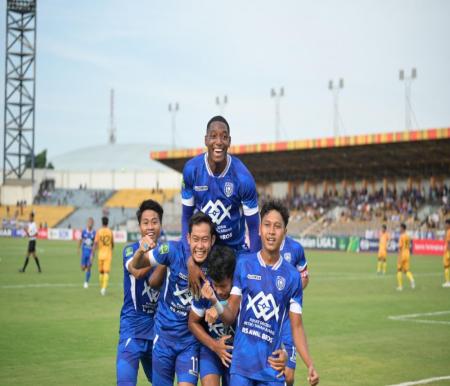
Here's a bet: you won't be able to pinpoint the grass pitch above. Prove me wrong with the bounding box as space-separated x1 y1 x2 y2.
0 238 449 386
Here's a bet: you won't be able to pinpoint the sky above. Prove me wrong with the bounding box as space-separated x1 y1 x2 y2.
1 0 450 163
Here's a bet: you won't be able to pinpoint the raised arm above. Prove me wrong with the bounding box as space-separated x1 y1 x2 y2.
148 265 167 288
130 235 156 271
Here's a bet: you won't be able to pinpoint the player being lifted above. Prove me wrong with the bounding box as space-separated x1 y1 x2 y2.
376 224 390 275
78 217 95 288
396 223 415 291
202 200 319 386
91 217 114 296
181 116 260 252
442 218 450 288
131 212 216 386
116 199 167 385
19 212 42 273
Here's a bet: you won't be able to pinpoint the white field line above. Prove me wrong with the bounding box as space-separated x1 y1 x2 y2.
388 310 450 326
387 375 450 385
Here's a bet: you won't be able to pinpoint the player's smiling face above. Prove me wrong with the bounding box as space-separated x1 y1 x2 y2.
188 222 216 264
139 210 161 243
205 121 231 164
260 210 286 254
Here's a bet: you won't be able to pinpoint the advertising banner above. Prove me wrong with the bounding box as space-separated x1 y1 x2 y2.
412 239 445 255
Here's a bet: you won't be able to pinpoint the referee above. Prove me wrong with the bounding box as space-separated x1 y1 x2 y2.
19 212 42 273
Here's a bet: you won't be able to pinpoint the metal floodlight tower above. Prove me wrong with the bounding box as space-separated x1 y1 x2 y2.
3 0 37 183
399 67 417 131
108 89 116 144
270 86 284 142
328 78 344 137
215 95 228 115
168 102 179 149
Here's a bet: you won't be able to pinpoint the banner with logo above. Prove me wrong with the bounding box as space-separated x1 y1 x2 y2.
48 228 73 241
358 238 399 253
0 229 12 237
37 228 48 239
113 230 128 243
412 239 445 255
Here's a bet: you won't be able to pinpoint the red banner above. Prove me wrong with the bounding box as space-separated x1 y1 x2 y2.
37 228 48 240
412 239 445 255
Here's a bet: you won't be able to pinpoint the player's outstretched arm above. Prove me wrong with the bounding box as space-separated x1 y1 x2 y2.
245 212 261 252
188 310 233 368
128 265 152 280
290 311 319 386
130 235 156 270
202 282 240 325
148 265 167 288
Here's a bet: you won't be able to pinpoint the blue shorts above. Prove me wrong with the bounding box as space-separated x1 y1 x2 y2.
152 334 200 386
80 250 92 267
199 345 230 386
282 317 297 369
230 373 285 386
116 337 153 386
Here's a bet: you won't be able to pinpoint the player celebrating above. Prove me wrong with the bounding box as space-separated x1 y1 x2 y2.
116 199 167 385
78 217 96 288
280 235 310 386
205 200 319 386
376 224 390 275
19 212 42 273
131 212 216 386
92 217 114 296
181 116 260 252
442 218 450 287
396 223 415 291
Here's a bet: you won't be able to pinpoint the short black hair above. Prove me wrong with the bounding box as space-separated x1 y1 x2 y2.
136 199 163 224
102 217 109 226
208 245 236 283
400 223 406 230
260 199 289 227
188 211 215 236
206 115 230 134
445 218 450 225
382 224 387 230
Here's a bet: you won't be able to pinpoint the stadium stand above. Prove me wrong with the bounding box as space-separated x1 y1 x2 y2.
0 204 75 228
105 189 178 208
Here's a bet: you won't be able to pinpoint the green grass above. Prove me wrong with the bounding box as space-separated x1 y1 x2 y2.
1 238 449 386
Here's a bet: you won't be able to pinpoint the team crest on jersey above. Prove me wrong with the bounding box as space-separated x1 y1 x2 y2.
224 182 234 197
125 246 134 257
276 276 286 291
202 200 232 225
159 243 169 254
247 292 280 322
283 252 292 263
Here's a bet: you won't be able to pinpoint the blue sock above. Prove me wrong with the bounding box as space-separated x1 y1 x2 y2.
85 270 91 283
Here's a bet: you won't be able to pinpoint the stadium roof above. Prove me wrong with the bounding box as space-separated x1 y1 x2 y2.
150 127 450 183
51 143 174 172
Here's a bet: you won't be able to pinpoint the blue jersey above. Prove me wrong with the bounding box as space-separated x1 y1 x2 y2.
192 296 235 340
181 153 258 249
230 252 303 382
81 229 96 253
149 241 199 346
119 242 160 340
280 236 308 274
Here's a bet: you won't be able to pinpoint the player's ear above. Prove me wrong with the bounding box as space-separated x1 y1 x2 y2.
211 234 216 246
187 233 191 246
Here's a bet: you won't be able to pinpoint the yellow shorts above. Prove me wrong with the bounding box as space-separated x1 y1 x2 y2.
398 256 410 272
99 258 112 273
378 251 387 260
444 252 450 268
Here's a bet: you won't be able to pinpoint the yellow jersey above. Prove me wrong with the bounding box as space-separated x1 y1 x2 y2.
378 232 389 256
398 233 410 259
445 229 450 253
95 227 114 260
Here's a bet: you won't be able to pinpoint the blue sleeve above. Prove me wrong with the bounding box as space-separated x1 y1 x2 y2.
181 160 195 242
181 205 195 247
149 241 174 267
297 244 308 271
289 272 303 313
231 257 245 296
239 167 259 217
123 244 137 270
245 212 261 252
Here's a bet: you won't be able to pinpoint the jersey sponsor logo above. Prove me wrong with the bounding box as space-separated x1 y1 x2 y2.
276 276 286 291
159 243 169 254
224 182 234 197
247 274 262 280
142 281 160 304
209 322 235 337
125 246 134 257
247 291 280 322
173 283 192 306
283 252 292 263
202 200 231 225
194 185 208 192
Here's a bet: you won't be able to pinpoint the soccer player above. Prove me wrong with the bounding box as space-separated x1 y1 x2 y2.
181 116 260 252
396 223 415 291
78 217 96 288
131 211 216 386
442 218 450 288
205 200 319 386
116 199 167 386
376 224 390 275
189 245 287 386
19 212 42 273
280 235 310 386
92 216 114 296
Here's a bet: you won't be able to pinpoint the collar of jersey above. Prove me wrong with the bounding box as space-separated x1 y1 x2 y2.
257 251 283 270
203 153 232 178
